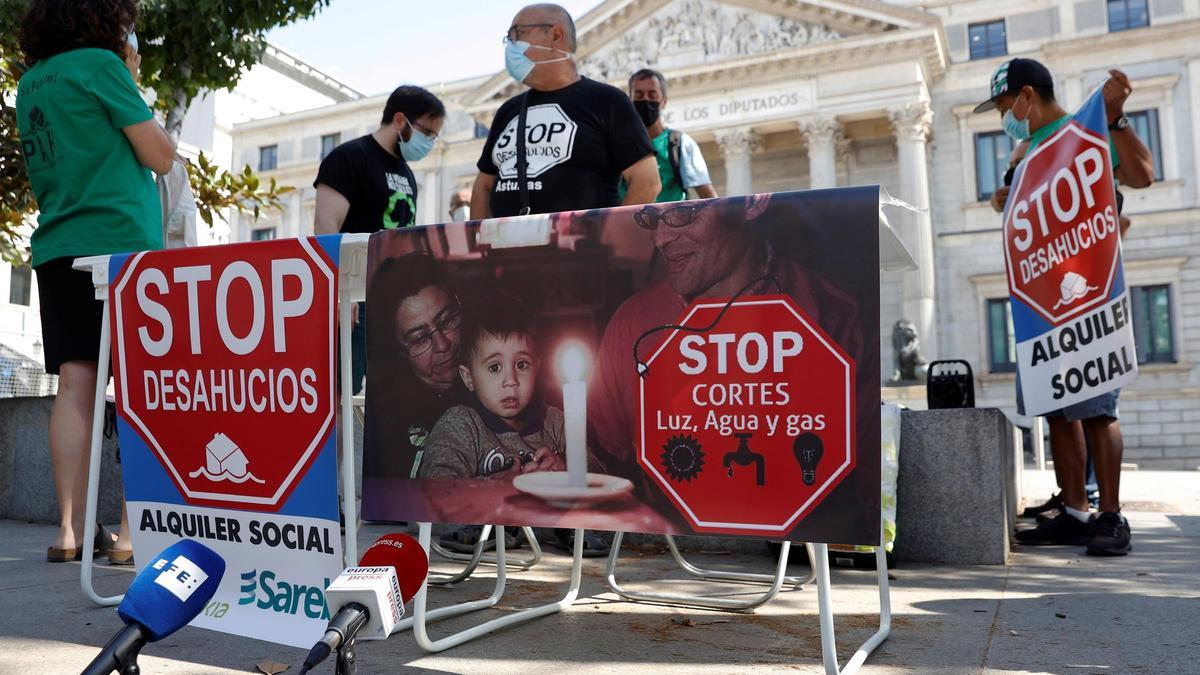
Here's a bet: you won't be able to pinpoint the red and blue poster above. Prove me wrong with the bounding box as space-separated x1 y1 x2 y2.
1003 89 1138 416
108 235 343 647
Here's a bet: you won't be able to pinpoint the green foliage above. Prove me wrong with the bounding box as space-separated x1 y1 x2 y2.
186 151 293 228
0 0 327 265
136 0 329 134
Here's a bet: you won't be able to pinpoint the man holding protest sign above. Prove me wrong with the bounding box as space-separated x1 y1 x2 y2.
976 58 1154 556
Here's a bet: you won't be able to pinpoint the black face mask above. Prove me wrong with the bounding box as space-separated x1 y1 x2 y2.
633 100 660 128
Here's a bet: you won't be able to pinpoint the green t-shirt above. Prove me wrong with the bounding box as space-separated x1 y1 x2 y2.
1028 114 1120 170
618 128 686 203
17 48 162 267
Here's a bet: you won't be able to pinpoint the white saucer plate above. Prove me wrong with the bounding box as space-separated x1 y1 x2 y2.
512 471 633 509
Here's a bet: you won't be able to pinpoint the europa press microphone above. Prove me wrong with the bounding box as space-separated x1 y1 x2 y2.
299 533 429 674
82 539 225 675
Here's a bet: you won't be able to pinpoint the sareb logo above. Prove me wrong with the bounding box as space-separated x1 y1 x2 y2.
238 568 330 619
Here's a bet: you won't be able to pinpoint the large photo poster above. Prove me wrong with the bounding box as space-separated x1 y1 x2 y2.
362 189 880 545
108 236 344 648
1003 89 1138 416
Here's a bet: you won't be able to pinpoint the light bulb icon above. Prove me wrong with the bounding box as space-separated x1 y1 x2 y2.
793 432 824 486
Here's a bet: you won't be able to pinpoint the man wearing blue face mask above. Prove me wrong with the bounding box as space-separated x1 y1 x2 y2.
470 3 660 218
974 58 1154 557
315 85 445 235
314 85 445 397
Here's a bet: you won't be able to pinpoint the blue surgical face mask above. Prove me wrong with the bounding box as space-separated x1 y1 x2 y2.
398 121 435 162
1002 95 1031 141
126 29 138 53
504 40 572 84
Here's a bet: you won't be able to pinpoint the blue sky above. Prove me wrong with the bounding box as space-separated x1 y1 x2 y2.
267 0 602 96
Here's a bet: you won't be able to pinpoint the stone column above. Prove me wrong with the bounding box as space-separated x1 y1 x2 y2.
715 127 761 196
799 116 842 189
888 102 938 360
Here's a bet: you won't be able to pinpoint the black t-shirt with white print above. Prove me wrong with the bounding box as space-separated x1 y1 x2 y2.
477 77 654 217
313 134 418 233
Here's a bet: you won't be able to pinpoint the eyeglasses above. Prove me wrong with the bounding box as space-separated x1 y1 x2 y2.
401 306 462 357
633 202 711 231
410 118 439 141
503 23 553 43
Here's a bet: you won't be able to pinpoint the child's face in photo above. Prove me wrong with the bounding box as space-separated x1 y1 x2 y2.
461 333 539 426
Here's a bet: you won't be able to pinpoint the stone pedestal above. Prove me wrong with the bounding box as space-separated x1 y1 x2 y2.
895 408 1022 565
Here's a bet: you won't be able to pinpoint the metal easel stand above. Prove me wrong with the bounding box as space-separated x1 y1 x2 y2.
664 534 815 588
430 526 543 574
605 532 807 611
811 522 892 674
398 522 585 650
76 255 122 607
338 233 373 566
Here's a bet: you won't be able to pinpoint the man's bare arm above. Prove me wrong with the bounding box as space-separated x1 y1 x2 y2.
313 184 350 234
470 172 495 219
620 155 662 206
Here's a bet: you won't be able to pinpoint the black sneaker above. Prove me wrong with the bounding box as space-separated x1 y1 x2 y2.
1021 492 1062 519
1015 510 1093 546
1086 511 1132 557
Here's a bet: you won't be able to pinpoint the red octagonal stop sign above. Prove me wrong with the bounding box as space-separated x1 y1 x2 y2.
637 294 855 537
1004 121 1121 326
110 237 337 512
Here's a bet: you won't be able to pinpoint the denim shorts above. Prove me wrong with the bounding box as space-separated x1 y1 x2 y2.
1016 368 1120 421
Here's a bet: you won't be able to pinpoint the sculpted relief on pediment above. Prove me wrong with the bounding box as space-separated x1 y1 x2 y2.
580 0 841 81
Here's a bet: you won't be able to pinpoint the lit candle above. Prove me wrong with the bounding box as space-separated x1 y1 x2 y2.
559 344 589 488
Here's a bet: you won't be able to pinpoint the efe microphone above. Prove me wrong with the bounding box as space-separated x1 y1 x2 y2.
299 533 428 673
82 539 225 675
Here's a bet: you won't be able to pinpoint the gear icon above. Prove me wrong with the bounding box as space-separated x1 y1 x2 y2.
661 434 705 482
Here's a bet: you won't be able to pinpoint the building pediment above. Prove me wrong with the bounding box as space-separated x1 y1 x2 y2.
579 0 846 82
461 0 944 117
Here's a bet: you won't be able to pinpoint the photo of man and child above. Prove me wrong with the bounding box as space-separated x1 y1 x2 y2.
361 189 881 544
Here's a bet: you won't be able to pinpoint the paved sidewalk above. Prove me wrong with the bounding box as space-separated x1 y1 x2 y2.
0 470 1197 674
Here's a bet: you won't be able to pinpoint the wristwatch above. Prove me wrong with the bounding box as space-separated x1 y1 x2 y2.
1109 115 1130 131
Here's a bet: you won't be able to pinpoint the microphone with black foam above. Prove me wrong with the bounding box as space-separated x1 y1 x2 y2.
299 533 429 674
82 539 225 675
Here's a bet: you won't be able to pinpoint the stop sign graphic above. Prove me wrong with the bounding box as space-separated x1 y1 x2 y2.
1004 121 1121 325
110 237 337 511
637 294 855 536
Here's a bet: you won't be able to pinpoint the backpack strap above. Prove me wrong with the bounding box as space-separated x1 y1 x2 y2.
516 92 531 215
667 128 685 197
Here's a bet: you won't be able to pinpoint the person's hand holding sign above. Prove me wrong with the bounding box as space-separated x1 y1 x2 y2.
1101 68 1156 189
1101 69 1132 124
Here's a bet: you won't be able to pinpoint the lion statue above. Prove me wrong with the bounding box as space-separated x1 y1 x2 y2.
889 319 928 384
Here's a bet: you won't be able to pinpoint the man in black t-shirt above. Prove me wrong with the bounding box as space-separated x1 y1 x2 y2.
470 3 659 218
314 85 445 395
462 4 658 557
314 85 445 235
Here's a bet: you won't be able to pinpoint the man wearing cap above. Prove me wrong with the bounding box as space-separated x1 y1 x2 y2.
976 58 1154 557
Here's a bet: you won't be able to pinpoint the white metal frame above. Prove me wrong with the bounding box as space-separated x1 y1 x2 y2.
811 525 892 675
605 533 813 611
391 522 585 650
430 527 542 574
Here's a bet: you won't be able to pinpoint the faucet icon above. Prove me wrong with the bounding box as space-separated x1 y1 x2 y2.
723 433 765 486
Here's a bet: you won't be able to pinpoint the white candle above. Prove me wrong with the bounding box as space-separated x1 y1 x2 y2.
560 345 588 488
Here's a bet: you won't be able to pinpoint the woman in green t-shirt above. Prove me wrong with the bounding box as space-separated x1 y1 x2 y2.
17 0 176 565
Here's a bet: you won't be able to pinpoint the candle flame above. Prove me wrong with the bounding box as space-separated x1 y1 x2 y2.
559 343 589 383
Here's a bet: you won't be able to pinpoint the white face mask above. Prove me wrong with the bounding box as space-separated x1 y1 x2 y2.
450 205 470 222
126 29 138 53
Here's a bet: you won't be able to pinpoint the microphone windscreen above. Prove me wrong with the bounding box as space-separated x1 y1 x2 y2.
117 539 226 641
357 533 428 603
